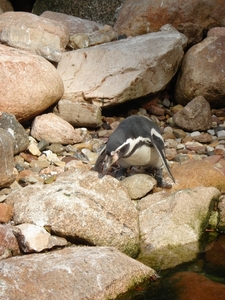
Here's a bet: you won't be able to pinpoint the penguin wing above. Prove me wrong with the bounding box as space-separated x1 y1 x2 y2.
150 128 175 183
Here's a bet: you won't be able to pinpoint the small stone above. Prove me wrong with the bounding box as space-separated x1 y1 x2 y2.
15 223 67 253
162 98 170 108
28 142 41 156
172 128 187 139
121 174 156 199
190 131 201 137
164 139 178 148
217 130 225 140
47 143 65 154
37 140 50 151
207 129 215 135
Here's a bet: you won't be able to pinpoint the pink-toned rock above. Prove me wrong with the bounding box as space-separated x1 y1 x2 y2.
0 203 13 223
0 11 69 62
171 271 225 300
0 246 156 299
207 27 225 37
168 159 225 193
175 36 225 108
114 0 225 45
31 113 84 144
41 11 102 35
0 224 20 260
0 45 64 122
0 128 15 188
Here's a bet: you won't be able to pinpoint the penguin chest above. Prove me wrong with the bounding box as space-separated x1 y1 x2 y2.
117 144 162 168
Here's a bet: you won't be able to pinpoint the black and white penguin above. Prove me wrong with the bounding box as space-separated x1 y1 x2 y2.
94 115 175 187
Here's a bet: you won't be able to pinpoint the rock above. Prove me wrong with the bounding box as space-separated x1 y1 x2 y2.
0 224 20 260
138 187 221 270
0 45 64 122
0 11 69 62
40 11 102 35
33 0 125 25
0 203 13 223
68 25 117 49
0 246 156 300
57 27 185 107
54 99 102 127
121 174 157 200
14 223 67 253
175 36 225 108
0 0 13 14
171 271 225 300
6 169 139 257
207 27 225 38
31 113 84 145
173 96 211 131
0 112 29 154
167 160 225 193
114 0 225 45
218 195 225 231
0 128 15 188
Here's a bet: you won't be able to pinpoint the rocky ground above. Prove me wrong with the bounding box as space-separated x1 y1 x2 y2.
0 1 225 299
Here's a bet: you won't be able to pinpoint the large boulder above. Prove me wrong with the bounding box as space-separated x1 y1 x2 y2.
6 169 139 257
174 36 225 108
0 45 64 122
0 11 69 62
137 187 221 270
0 246 156 300
57 26 186 108
114 0 225 45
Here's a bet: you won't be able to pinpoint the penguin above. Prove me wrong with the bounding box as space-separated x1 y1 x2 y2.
94 115 175 187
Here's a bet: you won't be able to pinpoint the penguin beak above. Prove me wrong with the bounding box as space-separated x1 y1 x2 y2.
103 152 119 172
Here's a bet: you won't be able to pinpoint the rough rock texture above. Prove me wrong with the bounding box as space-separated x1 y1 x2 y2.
0 203 12 223
0 128 15 187
0 246 156 300
15 223 67 253
0 45 64 122
138 187 221 270
54 100 102 127
0 224 20 260
175 36 225 108
0 11 69 62
208 26 225 37
114 0 225 45
173 96 212 131
41 11 102 35
31 113 84 144
218 195 225 231
0 112 29 154
0 0 13 14
33 0 126 25
168 160 225 193
121 174 157 199
6 169 139 257
171 271 225 300
57 27 186 107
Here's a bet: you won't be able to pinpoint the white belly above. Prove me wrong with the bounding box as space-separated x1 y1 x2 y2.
117 145 163 168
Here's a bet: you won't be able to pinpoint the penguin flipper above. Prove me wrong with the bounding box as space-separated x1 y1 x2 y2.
150 129 175 183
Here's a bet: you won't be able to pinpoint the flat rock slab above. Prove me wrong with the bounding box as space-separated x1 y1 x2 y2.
0 246 156 300
57 27 186 107
6 169 139 257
